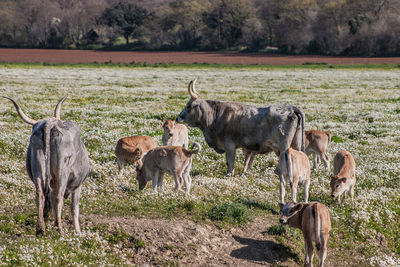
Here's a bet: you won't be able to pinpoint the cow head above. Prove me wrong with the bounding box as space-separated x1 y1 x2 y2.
279 202 303 224
176 78 206 127
162 120 175 137
136 159 147 190
330 175 347 197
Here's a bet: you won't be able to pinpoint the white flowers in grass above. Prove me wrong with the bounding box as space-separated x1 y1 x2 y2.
0 66 399 265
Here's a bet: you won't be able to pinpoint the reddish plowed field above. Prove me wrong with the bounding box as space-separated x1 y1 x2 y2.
1 48 400 65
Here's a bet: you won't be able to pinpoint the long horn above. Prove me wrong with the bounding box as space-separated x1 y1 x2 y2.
191 77 199 96
188 78 199 100
54 95 68 120
2 96 37 125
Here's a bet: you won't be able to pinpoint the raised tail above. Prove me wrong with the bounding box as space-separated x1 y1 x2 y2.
294 107 305 152
188 142 201 155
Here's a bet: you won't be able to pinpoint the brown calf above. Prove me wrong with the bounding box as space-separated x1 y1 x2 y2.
279 201 331 267
136 142 201 194
115 136 157 174
330 150 356 202
305 130 331 173
277 148 311 203
161 120 189 148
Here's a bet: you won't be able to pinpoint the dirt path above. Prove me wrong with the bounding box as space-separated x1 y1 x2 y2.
85 215 299 266
1 48 400 65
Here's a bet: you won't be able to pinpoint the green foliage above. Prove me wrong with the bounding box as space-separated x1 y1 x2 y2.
331 135 344 143
208 202 252 226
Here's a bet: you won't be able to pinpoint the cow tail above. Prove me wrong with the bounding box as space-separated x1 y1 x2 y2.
189 142 201 155
326 132 331 145
285 150 293 186
294 107 305 152
44 122 52 195
313 204 322 251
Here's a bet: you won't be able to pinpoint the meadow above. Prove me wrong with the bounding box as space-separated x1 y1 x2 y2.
0 64 399 266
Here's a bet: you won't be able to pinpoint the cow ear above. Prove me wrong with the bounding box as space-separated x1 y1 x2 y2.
294 203 303 211
159 122 164 128
278 202 284 211
331 175 337 179
172 121 175 128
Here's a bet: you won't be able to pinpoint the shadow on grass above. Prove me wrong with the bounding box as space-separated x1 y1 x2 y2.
230 235 298 264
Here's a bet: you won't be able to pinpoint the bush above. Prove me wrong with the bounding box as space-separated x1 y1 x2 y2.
208 202 252 225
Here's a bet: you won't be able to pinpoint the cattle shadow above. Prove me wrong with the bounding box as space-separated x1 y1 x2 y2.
230 235 298 265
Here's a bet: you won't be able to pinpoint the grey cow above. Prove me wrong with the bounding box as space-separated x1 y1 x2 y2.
2 96 89 235
177 79 305 175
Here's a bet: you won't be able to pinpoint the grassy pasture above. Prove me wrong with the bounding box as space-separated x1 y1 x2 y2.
0 64 399 266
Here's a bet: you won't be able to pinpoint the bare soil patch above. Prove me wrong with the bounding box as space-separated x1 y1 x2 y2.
85 214 298 266
1 48 400 65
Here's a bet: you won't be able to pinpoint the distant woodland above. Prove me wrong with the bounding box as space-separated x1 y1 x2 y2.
1 0 400 56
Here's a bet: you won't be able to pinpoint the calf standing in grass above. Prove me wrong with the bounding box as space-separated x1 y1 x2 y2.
330 150 356 202
279 201 331 267
136 142 201 194
161 120 189 148
277 148 311 203
115 136 157 174
305 130 331 173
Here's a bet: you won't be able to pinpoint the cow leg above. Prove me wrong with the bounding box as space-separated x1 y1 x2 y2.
243 150 255 173
224 142 236 175
304 179 310 203
318 233 329 267
279 175 286 204
183 160 192 194
158 172 165 191
51 175 68 233
44 196 51 223
71 186 82 235
291 178 298 203
35 179 46 235
321 151 330 174
304 235 314 267
116 158 124 175
152 170 160 193
313 154 318 171
350 184 355 201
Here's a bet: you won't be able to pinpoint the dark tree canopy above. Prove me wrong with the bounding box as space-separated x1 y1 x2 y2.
0 0 400 56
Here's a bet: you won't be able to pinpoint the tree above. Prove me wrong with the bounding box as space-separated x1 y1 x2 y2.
102 1 148 45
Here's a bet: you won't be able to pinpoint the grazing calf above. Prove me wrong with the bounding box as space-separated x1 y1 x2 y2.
115 136 157 174
136 143 201 194
279 201 331 267
161 120 189 148
2 96 89 235
330 150 356 202
305 130 331 173
277 148 311 203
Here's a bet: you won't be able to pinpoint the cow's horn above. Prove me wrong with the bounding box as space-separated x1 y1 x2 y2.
2 96 37 125
188 78 199 99
54 95 68 120
191 78 199 96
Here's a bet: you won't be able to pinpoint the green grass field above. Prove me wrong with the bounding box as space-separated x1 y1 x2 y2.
0 64 399 266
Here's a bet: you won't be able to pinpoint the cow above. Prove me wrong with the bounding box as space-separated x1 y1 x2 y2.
305 130 331 173
115 135 157 174
176 78 305 175
279 201 331 267
330 150 356 202
136 142 201 194
2 95 90 235
242 130 331 174
277 148 311 203
161 120 189 148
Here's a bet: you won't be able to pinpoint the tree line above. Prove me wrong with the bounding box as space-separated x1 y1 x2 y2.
1 0 399 56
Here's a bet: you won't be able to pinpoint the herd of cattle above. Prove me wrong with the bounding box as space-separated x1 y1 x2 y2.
2 78 357 267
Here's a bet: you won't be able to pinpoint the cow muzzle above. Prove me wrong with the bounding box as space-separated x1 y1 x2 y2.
279 217 288 224
176 116 184 123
